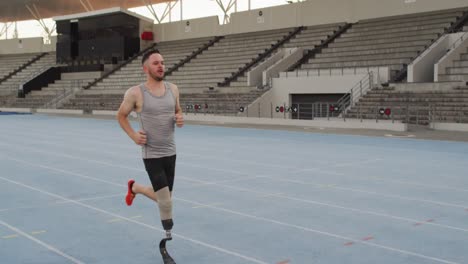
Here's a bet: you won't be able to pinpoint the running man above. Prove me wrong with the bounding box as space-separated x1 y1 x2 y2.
117 49 184 238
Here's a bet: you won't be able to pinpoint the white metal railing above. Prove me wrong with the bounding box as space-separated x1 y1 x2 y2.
42 80 83 109
336 72 374 114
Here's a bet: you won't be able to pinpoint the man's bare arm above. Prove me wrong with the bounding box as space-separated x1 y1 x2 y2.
117 88 147 145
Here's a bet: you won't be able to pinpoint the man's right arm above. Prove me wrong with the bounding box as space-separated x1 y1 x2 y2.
116 88 146 145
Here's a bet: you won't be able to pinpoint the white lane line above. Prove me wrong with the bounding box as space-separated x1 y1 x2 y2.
31 230 47 235
292 158 384 173
0 176 268 264
130 215 143 219
3 151 468 233
107 218 123 223
258 192 284 198
56 194 122 204
0 194 121 213
192 203 222 209
0 219 85 264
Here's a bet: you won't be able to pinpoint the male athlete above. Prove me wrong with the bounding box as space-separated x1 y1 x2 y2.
117 49 183 251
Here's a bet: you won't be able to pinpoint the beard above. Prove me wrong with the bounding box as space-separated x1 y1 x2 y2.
149 71 164 81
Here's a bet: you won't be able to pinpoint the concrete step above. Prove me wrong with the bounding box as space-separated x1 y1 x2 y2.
320 46 422 56
340 28 443 42
449 60 468 67
356 10 461 24
180 64 242 71
216 37 281 46
289 34 328 42
384 81 464 91
188 59 251 66
211 42 276 50
170 68 235 76
345 23 450 37
225 31 290 40
438 74 468 82
458 53 468 60
199 49 265 58
61 72 102 80
327 40 430 49
300 26 338 34
169 73 229 80
351 16 457 31
333 34 439 44
194 55 258 63
313 52 417 62
170 79 223 85
207 46 268 54
283 41 321 49
81 89 126 95
303 59 409 69
445 67 468 74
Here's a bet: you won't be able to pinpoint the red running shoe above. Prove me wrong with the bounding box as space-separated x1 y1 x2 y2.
125 179 135 206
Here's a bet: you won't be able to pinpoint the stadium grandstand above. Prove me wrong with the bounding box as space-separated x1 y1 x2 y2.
1 0 468 128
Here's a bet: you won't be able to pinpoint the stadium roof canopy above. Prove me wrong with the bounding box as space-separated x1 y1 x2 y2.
0 0 176 22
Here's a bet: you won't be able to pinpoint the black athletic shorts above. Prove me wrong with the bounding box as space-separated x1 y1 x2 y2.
143 155 176 192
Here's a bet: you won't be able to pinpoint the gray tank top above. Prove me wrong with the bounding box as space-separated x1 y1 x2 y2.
138 82 176 159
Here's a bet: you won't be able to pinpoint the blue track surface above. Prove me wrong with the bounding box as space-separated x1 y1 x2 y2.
0 114 467 264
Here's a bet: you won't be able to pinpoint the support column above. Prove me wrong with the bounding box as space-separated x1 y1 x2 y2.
13 22 18 39
79 0 94 11
0 23 15 39
142 0 179 24
0 23 10 39
214 0 237 24
25 3 56 43
180 0 183 20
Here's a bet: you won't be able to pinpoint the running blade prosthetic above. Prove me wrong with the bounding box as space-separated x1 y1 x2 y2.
159 232 176 264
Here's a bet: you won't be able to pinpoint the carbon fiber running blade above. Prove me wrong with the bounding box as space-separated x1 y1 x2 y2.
159 238 176 264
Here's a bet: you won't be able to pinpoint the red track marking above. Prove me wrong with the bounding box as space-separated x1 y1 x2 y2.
362 236 374 241
344 242 354 246
276 259 290 264
414 219 435 226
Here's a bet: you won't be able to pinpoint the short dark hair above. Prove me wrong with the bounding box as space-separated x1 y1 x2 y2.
141 49 160 64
